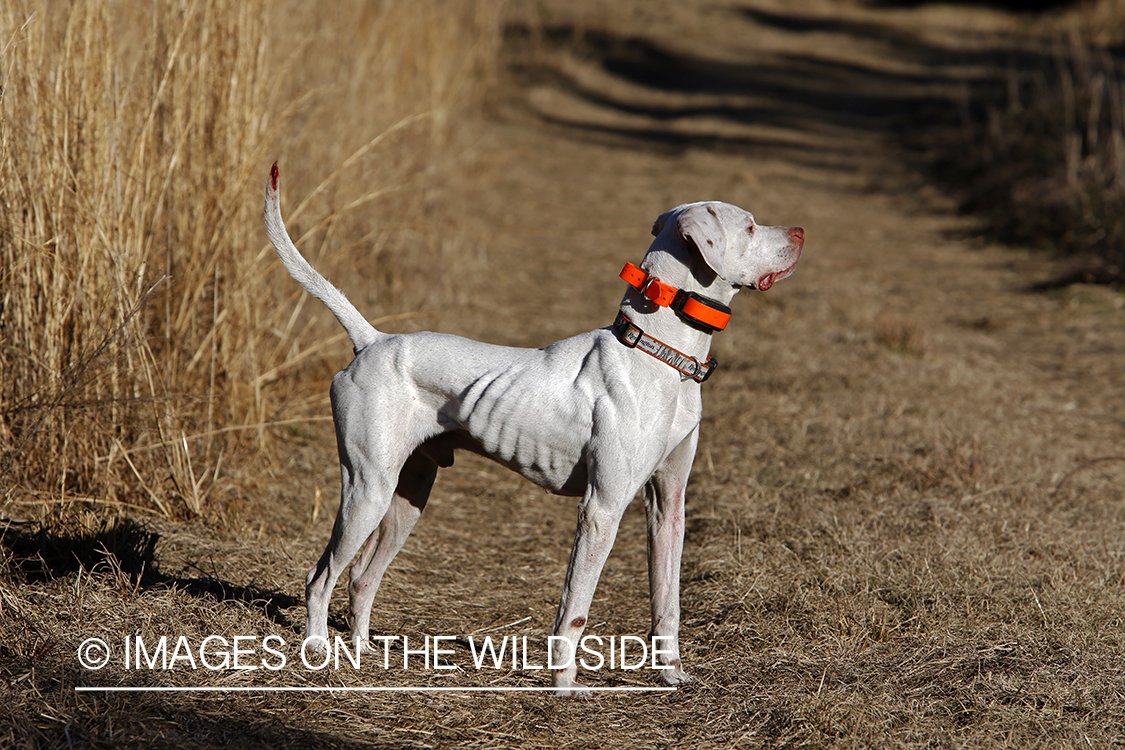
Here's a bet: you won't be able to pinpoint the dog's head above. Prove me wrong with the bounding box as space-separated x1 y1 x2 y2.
651 202 803 293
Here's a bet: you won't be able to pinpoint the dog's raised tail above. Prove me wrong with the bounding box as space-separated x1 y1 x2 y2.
264 163 379 352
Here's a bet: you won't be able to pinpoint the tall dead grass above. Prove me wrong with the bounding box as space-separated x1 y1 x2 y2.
947 14 1125 281
0 0 501 519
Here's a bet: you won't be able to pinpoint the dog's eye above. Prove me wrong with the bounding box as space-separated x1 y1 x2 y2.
746 224 755 234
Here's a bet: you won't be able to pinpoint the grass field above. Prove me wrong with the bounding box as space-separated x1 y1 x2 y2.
3 0 1124 747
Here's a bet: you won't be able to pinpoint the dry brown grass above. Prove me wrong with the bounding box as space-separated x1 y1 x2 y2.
3 434 1123 748
0 0 282 519
0 0 501 520
3 0 1125 748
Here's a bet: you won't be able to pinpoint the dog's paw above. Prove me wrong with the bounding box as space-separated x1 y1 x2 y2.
660 659 694 686
554 681 594 699
552 670 594 698
300 635 331 659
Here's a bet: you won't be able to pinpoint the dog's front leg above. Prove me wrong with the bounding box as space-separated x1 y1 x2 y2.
643 428 698 685
550 482 633 698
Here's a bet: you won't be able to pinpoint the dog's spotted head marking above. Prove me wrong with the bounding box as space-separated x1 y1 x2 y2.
651 201 804 293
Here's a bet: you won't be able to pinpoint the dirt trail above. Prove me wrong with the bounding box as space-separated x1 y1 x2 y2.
229 0 1125 704
287 0 1125 704
266 0 1125 670
427 0 1122 484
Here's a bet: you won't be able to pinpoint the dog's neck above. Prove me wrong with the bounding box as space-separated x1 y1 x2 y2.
616 246 738 365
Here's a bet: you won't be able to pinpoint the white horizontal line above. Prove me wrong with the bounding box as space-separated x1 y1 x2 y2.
75 685 675 693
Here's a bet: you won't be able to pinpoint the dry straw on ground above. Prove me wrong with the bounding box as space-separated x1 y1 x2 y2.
3 0 1125 748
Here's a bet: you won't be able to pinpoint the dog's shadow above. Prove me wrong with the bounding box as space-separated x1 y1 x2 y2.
0 517 321 632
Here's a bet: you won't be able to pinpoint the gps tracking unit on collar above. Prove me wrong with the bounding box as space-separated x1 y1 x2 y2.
619 262 732 334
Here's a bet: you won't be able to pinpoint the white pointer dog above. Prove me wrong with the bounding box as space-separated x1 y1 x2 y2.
264 163 803 696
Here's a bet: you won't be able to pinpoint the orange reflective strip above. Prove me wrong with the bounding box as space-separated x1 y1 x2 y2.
680 295 731 330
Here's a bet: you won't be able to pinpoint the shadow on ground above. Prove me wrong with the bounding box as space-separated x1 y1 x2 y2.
1 518 305 629
505 13 1025 154
505 5 1122 286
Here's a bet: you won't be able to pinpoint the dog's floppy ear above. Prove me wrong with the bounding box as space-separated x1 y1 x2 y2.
675 204 726 279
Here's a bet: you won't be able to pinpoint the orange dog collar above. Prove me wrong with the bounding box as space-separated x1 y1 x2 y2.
620 262 732 333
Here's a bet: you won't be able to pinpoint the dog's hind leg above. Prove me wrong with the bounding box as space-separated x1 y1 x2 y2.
305 365 424 651
347 450 437 651
304 467 396 652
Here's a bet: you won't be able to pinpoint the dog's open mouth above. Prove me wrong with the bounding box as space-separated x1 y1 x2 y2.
757 260 799 291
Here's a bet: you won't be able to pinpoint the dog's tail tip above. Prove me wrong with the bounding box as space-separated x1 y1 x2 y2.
268 161 280 195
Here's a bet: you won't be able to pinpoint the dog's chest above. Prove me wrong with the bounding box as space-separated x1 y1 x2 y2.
450 356 596 491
